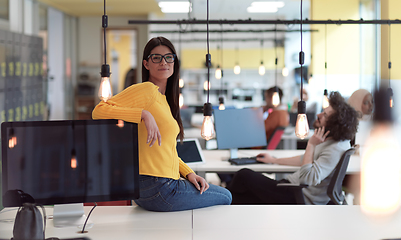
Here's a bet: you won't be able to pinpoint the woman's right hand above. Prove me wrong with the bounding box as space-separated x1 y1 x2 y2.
141 110 161 147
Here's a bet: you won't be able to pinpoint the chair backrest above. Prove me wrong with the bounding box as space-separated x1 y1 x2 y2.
327 148 355 205
266 126 285 150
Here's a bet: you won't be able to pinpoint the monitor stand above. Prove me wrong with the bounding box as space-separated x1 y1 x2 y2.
53 203 93 229
229 148 238 159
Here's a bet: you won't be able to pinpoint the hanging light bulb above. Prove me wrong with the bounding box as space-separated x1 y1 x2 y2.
322 89 329 109
117 119 124 128
70 149 77 169
8 128 17 149
218 96 225 110
98 0 113 102
282 66 289 77
295 1 309 140
388 88 394 108
272 88 280 107
258 61 265 76
99 65 112 102
295 101 309 139
361 88 401 216
201 102 215 140
179 78 184 88
203 80 211 91
179 93 184 108
234 63 241 75
215 65 222 79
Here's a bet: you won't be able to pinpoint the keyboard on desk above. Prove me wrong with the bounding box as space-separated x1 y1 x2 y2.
228 157 262 165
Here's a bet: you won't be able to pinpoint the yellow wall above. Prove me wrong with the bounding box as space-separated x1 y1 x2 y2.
108 32 133 92
311 0 360 76
181 47 284 70
382 0 401 80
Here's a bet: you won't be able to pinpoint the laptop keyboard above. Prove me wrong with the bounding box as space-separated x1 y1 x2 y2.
228 157 262 165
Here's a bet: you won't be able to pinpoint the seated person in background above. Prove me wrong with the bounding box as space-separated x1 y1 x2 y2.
263 86 289 141
347 89 373 121
227 92 359 205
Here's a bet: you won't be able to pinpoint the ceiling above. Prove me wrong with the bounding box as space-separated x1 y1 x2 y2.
37 0 309 20
37 0 163 17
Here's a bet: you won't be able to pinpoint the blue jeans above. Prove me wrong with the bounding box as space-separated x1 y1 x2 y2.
133 175 232 212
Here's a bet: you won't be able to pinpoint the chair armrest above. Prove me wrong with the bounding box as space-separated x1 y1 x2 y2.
277 183 308 188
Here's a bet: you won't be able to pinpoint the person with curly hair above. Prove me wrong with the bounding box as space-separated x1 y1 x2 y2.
226 91 359 205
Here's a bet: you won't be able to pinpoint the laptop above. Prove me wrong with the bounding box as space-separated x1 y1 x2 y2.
176 138 205 165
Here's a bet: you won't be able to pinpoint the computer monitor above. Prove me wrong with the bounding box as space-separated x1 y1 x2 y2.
1 119 139 228
213 108 267 158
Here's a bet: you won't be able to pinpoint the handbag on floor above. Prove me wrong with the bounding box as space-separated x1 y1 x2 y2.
12 202 46 240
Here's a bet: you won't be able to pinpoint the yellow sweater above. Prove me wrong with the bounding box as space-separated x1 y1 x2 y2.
92 82 194 180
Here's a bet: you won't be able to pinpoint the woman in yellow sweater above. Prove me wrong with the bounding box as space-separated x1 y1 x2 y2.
92 37 232 211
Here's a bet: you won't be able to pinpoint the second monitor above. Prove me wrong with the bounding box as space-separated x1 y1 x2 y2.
213 108 267 158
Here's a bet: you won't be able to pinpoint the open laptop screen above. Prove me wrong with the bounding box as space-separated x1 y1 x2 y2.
176 138 205 165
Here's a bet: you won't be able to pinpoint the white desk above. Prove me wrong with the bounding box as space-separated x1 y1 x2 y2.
192 149 361 178
192 205 401 240
0 206 193 240
2 205 400 240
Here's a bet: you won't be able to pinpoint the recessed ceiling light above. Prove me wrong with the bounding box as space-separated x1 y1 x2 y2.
247 1 285 13
159 1 191 13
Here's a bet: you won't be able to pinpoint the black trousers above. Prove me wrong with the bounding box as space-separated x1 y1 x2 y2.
226 168 297 205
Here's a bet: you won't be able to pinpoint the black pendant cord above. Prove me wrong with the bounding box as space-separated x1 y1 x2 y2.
220 25 224 97
324 24 327 89
300 0 304 102
206 0 210 103
274 24 278 88
388 23 391 86
103 0 107 65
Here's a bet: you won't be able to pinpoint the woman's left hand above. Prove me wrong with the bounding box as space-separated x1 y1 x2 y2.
187 173 209 194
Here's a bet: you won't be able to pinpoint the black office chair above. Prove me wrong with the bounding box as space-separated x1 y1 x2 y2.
277 147 355 205
327 147 355 205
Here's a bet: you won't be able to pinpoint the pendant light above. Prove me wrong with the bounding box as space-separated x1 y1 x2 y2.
282 66 289 77
218 27 225 110
295 0 309 139
201 0 216 141
387 23 394 108
258 40 265 76
322 24 329 109
272 25 280 107
178 27 184 108
8 128 17 149
98 0 113 102
233 46 241 75
360 87 401 216
215 45 222 79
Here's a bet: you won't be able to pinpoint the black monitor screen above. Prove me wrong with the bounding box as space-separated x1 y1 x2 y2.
213 108 267 150
1 119 139 207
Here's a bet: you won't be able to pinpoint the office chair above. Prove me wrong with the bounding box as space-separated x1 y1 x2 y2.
327 147 355 205
277 147 355 205
266 126 285 150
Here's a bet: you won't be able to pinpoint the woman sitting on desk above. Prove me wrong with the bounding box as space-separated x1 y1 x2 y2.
227 92 359 205
92 37 232 211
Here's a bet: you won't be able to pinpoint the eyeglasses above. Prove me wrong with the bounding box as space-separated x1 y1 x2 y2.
147 53 176 63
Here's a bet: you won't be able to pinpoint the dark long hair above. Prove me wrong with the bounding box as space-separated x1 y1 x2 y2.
326 91 359 141
142 37 184 141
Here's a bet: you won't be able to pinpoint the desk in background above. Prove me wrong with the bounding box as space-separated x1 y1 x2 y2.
1 205 400 240
191 149 361 178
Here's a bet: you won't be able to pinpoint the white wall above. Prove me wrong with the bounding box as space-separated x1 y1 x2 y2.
47 7 65 120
